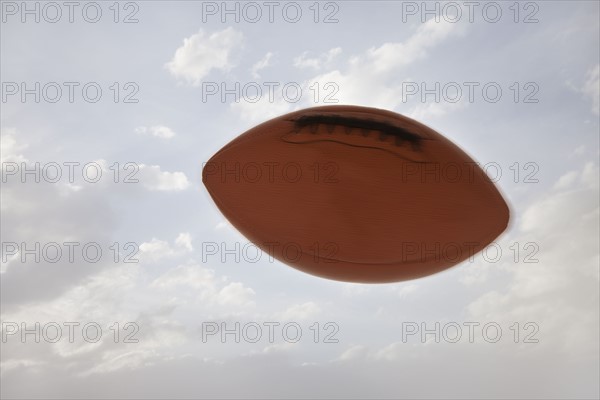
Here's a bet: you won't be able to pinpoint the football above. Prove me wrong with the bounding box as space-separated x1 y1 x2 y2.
203 105 509 283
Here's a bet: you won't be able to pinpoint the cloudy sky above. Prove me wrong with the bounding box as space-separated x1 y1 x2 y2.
1 1 599 398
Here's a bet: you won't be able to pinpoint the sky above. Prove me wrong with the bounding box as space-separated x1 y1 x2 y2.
1 0 599 398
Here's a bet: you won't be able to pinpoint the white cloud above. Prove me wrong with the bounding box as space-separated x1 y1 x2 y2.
230 94 297 124
217 282 256 307
1 147 188 194
139 233 194 262
79 349 161 376
553 170 579 190
0 359 46 376
233 19 464 123
215 220 232 230
293 47 342 70
150 264 255 308
406 99 468 120
175 233 193 251
165 27 244 86
393 283 419 298
139 238 175 261
581 64 599 115
1 263 143 359
0 138 122 305
251 52 273 78
459 261 494 286
308 18 464 109
1 241 258 379
341 283 372 296
469 162 599 356
367 18 460 74
261 342 297 354
138 164 190 191
0 250 20 275
338 345 368 361
276 302 321 320
522 162 598 233
150 264 216 291
572 145 586 156
135 125 176 139
0 129 28 163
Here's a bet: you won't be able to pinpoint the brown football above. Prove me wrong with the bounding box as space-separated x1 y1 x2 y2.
203 105 509 283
